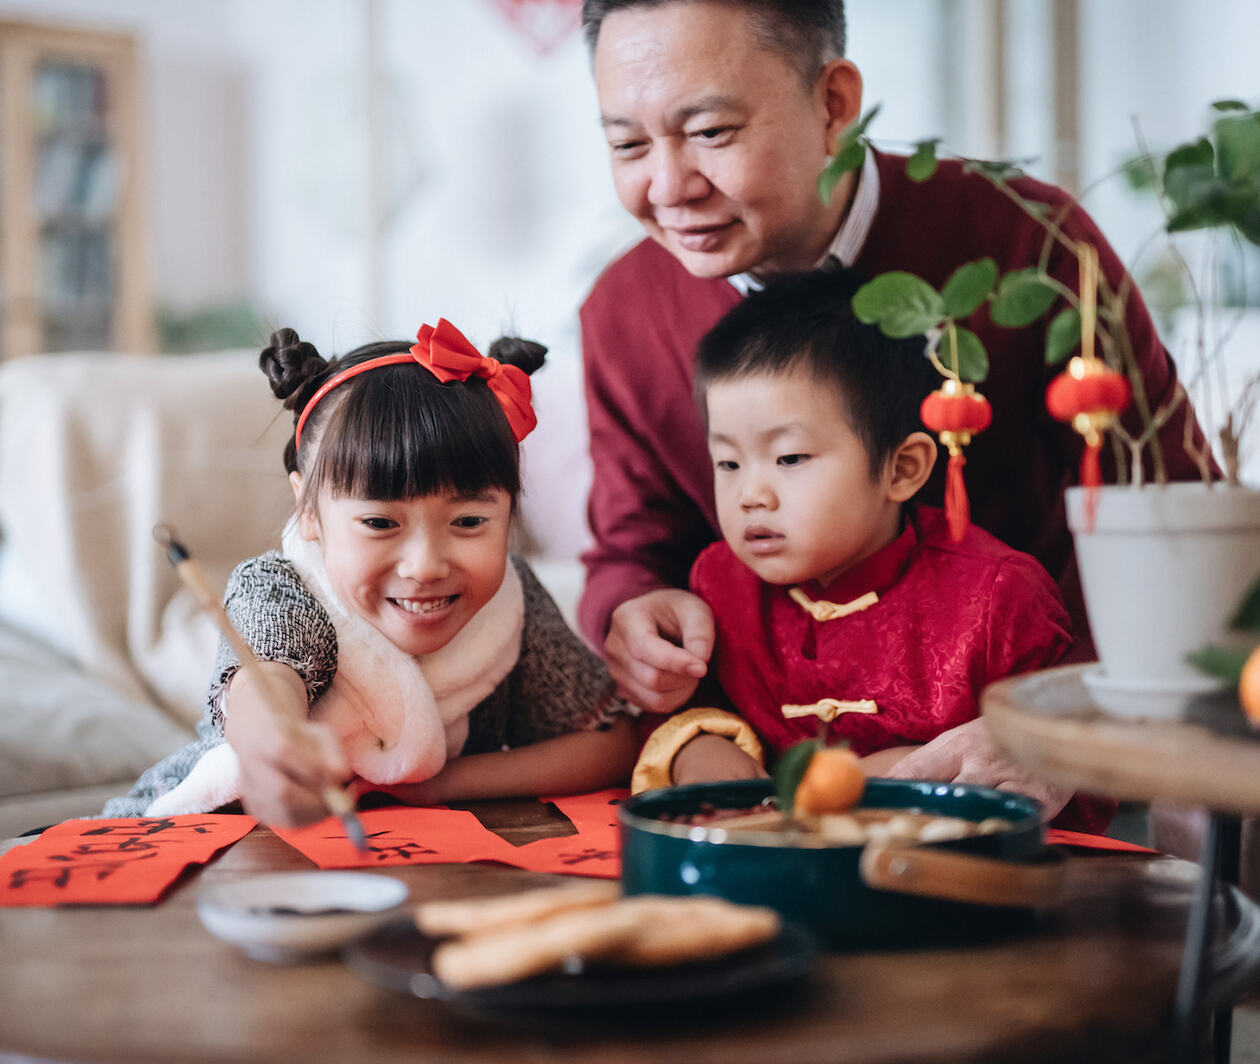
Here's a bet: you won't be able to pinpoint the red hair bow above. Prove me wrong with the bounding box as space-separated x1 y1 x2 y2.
410 319 537 442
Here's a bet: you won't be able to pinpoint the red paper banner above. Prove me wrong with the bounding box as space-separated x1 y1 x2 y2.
273 789 629 879
0 815 257 906
1046 828 1158 854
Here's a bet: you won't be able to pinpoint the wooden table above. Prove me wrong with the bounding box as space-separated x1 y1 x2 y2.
983 664 1260 1062
3 798 1260 1064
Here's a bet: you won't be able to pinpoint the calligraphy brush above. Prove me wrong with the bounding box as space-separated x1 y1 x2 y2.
153 524 369 854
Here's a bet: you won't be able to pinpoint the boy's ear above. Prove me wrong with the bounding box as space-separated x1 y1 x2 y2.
289 471 320 541
886 431 937 503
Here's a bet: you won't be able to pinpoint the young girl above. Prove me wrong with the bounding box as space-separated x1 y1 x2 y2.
105 319 638 827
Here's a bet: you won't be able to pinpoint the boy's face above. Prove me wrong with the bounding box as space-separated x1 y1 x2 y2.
706 367 903 588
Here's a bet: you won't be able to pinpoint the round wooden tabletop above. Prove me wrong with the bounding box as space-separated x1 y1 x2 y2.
3 801 1260 1064
982 665 1260 816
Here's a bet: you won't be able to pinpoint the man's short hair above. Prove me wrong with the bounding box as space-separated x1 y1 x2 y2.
582 0 846 83
696 265 941 479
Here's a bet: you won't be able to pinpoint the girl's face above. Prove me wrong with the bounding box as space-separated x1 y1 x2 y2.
294 480 512 657
705 367 903 589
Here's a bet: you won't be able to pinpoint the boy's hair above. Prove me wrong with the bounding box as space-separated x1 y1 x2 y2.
581 0 846 84
695 265 940 479
260 329 546 512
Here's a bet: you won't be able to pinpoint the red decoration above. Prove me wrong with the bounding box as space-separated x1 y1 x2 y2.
488 0 582 55
920 379 992 542
1045 355 1130 530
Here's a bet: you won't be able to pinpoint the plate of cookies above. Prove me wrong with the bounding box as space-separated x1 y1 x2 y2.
344 880 815 1014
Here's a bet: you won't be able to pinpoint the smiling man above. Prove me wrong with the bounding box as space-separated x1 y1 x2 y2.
577 0 1206 725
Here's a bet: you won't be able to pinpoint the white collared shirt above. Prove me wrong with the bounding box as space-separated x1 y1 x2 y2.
729 148 881 295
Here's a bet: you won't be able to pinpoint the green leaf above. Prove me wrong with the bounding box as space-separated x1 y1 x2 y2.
852 272 945 337
989 268 1059 327
1214 112 1260 184
907 139 940 182
1045 307 1082 364
1186 645 1252 684
850 103 882 140
1165 137 1215 174
962 158 1027 184
941 258 998 318
1122 154 1159 191
819 139 866 204
1212 99 1251 112
944 327 989 383
772 739 819 814
1230 576 1260 632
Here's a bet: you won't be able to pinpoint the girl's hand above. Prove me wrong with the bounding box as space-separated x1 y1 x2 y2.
223 661 350 828
670 733 767 786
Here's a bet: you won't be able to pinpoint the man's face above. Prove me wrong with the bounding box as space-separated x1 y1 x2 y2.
593 1 857 279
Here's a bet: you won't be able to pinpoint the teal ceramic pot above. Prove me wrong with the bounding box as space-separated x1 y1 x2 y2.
620 778 1048 950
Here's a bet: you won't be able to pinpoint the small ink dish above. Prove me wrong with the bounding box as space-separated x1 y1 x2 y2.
197 871 409 963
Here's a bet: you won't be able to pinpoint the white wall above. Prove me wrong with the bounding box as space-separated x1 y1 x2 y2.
5 0 1258 554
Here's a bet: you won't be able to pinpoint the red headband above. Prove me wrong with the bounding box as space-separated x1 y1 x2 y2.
293 319 536 450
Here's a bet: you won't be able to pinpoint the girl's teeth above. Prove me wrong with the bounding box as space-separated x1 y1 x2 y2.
397 597 451 614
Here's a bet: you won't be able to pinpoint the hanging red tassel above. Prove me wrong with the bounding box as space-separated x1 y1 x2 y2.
1046 357 1129 533
920 380 991 542
944 450 970 541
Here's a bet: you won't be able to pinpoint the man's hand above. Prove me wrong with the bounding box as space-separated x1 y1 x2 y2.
671 733 767 786
604 588 714 713
887 718 1073 820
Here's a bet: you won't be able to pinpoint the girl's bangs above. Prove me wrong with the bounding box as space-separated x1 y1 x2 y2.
314 370 519 501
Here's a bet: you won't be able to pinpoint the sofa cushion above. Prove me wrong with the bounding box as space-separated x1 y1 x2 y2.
0 622 192 799
0 352 296 730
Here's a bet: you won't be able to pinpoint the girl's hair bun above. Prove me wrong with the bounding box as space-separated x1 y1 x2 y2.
487 336 547 377
260 327 328 408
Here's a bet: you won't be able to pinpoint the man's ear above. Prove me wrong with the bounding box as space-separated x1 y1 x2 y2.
886 431 937 503
289 471 320 541
819 58 863 153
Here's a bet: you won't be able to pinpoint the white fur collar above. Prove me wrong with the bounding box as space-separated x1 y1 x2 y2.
281 519 524 784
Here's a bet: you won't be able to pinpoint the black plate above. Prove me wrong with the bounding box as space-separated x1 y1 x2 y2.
344 917 816 1015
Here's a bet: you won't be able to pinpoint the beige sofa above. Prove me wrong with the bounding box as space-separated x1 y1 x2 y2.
0 351 590 838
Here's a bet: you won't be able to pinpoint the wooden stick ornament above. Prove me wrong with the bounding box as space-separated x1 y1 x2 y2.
153 524 368 853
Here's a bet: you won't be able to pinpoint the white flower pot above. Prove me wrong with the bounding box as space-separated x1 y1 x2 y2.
1066 482 1260 720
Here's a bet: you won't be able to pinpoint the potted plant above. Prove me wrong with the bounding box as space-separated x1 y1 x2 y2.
822 101 1260 720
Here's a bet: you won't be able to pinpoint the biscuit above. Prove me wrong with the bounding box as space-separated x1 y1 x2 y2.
415 880 620 938
431 902 640 989
600 895 781 967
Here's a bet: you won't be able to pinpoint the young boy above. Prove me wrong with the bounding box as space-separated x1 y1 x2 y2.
632 268 1110 832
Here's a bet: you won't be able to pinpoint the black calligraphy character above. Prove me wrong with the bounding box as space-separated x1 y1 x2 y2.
556 847 616 866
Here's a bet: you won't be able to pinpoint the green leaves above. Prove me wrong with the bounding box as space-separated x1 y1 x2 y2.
1161 105 1260 247
1230 576 1260 633
1186 576 1260 684
772 739 819 815
941 258 997 318
853 272 944 337
1186 646 1254 684
1045 307 1082 364
990 268 1059 327
818 105 881 205
907 139 940 182
944 327 989 382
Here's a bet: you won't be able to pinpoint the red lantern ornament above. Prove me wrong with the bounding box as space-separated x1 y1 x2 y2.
1045 355 1130 530
920 378 992 542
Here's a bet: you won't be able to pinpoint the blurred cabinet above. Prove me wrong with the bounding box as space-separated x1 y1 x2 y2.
0 20 151 359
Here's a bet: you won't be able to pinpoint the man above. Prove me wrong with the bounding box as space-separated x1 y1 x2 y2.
577 0 1205 812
